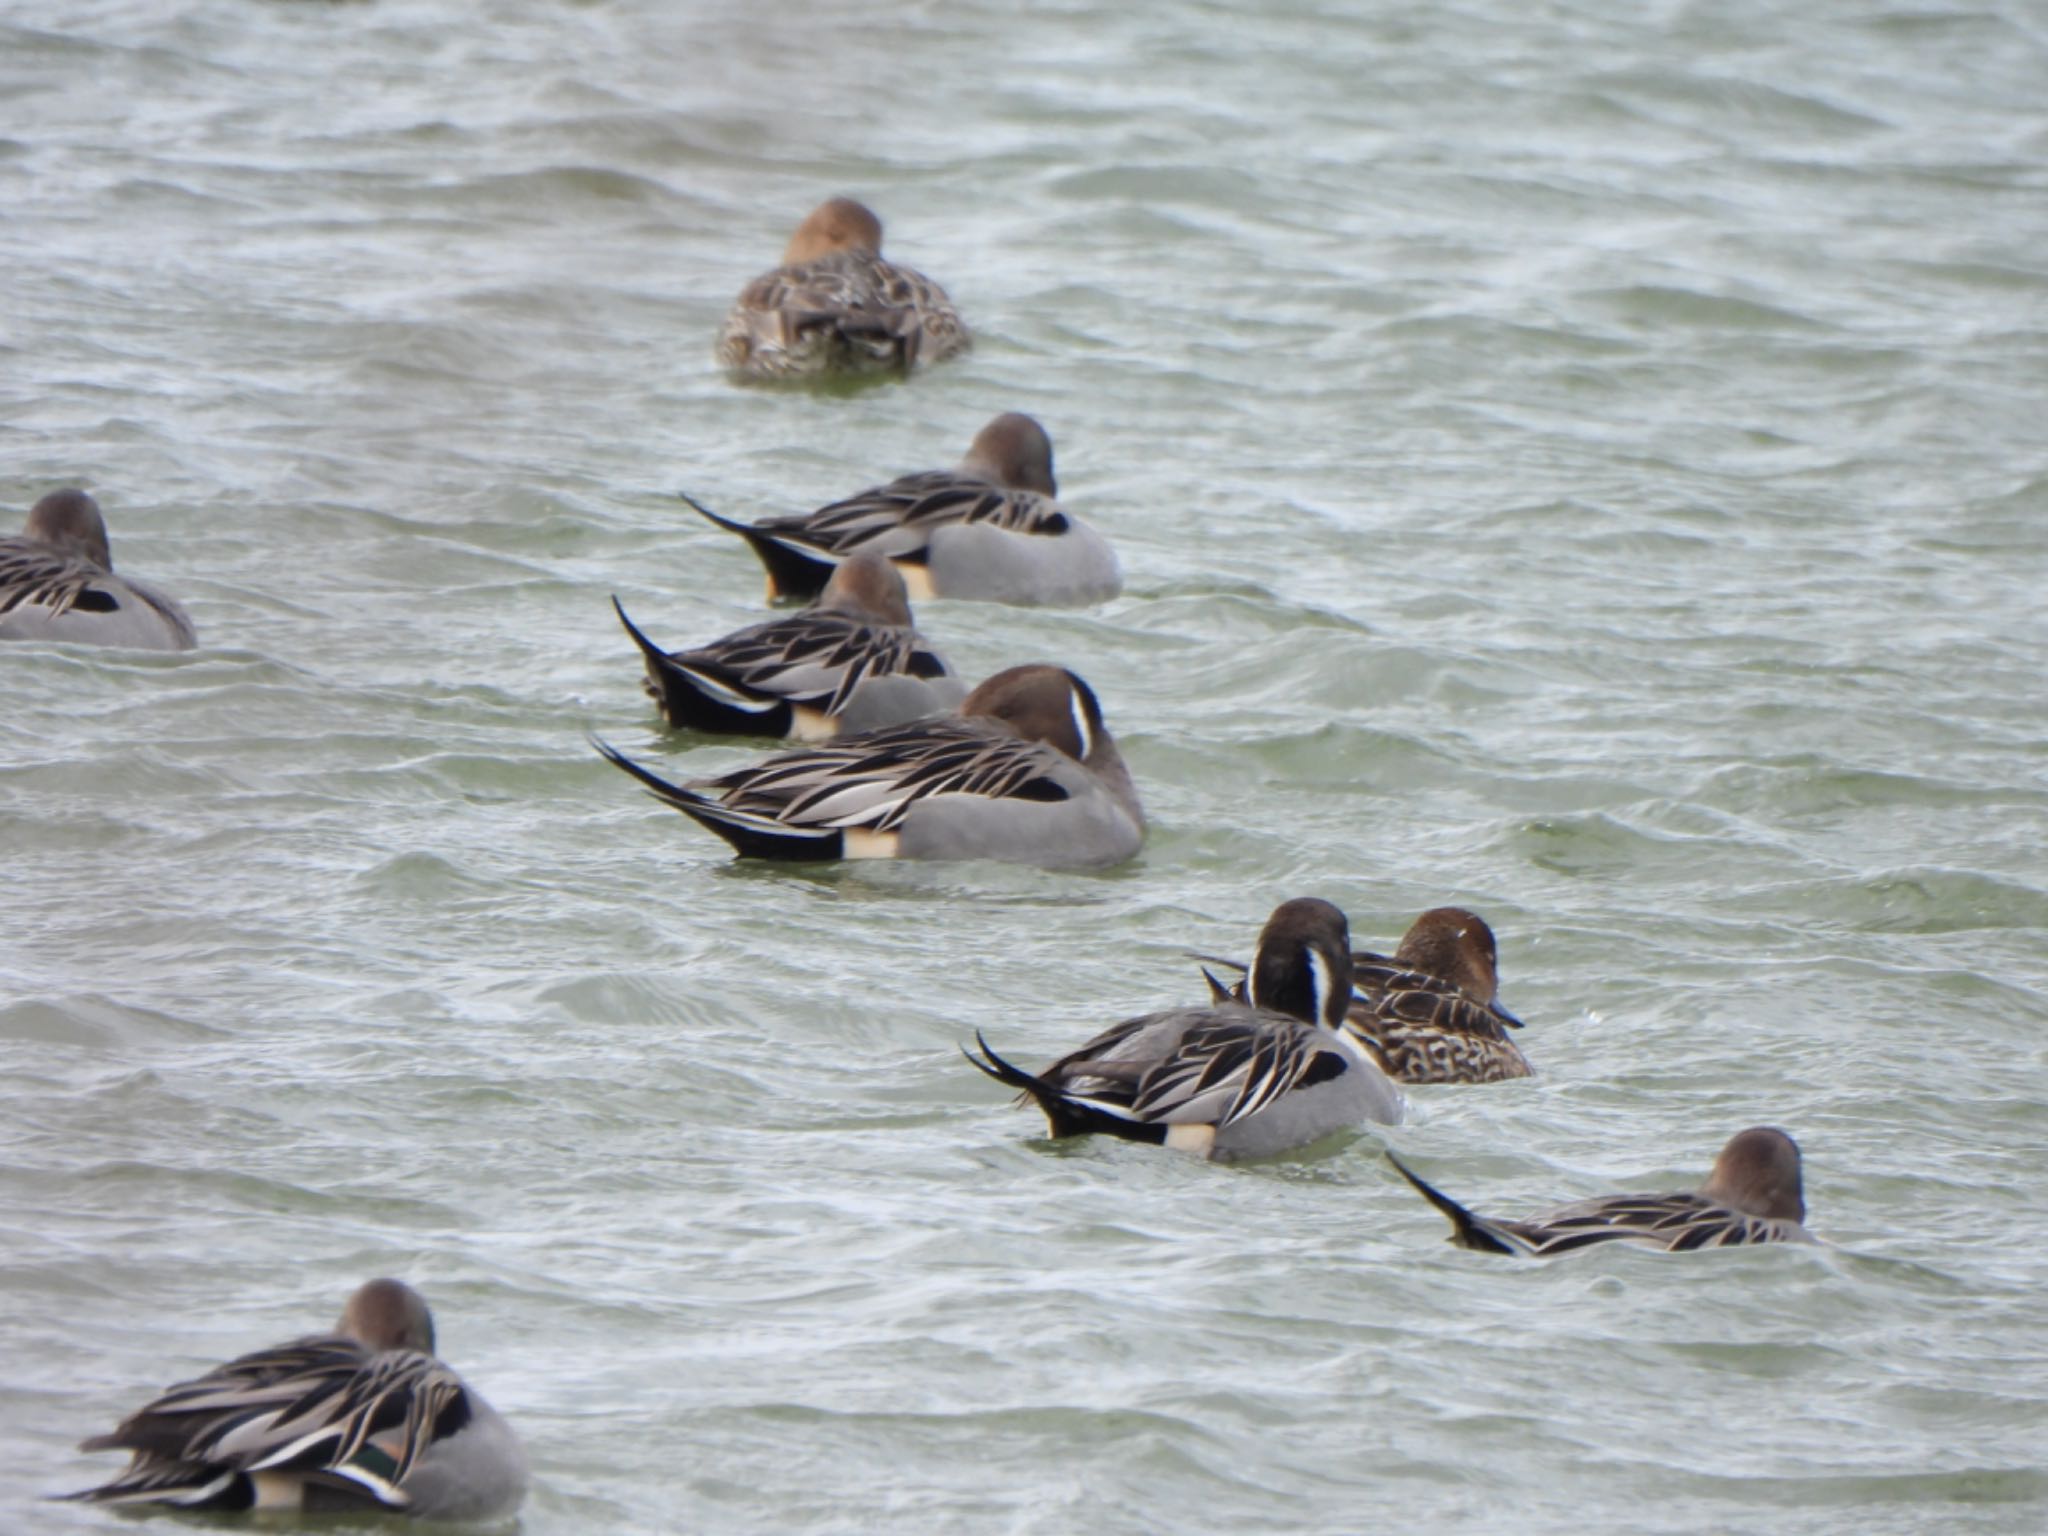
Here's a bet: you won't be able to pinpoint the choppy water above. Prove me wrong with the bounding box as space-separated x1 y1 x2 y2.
4 1 2047 1531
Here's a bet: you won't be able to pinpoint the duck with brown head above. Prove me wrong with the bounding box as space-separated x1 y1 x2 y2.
1389 1127 1815 1256
685 412 1120 607
1197 906 1532 1083
1344 908 1531 1083
613 550 966 739
63 1279 525 1520
967 897 1405 1160
594 662 1144 868
1 488 196 651
716 196 969 381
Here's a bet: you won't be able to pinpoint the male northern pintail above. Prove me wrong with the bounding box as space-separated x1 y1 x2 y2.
1201 906 1530 1084
1390 1127 1815 1256
968 898 1406 1159
0 488 196 651
715 197 969 381
595 662 1143 868
686 413 1121 607
62 1279 526 1520
614 551 965 739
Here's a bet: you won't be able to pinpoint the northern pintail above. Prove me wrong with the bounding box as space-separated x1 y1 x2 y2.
968 898 1406 1159
1201 907 1530 1084
595 662 1143 868
1390 1127 1815 1255
716 197 968 381
1346 909 1529 1082
687 413 1120 606
63 1279 526 1520
614 551 965 739
0 489 196 651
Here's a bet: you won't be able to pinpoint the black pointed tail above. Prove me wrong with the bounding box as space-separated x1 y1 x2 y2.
612 598 793 736
1386 1152 1519 1256
590 736 840 860
963 1032 1166 1145
680 493 837 601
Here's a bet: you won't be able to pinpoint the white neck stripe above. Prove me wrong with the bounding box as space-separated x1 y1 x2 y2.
1068 687 1094 761
1306 947 1333 1029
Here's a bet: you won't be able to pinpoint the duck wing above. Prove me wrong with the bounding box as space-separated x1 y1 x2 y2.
0 538 112 621
1124 1013 1353 1129
617 600 946 721
1350 949 1522 1036
767 472 1068 560
707 719 1069 833
70 1335 469 1509
1506 1192 1802 1255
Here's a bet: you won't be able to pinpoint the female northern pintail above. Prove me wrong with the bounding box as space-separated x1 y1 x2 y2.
613 551 965 739
0 488 196 651
968 898 1406 1159
1390 1127 1815 1256
1343 908 1529 1083
687 413 1121 607
595 662 1143 868
63 1279 526 1520
716 197 969 381
1200 906 1529 1084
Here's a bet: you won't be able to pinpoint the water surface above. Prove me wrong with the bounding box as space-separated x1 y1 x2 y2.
3 2 2046 1531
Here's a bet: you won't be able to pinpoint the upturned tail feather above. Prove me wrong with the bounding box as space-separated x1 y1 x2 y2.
1386 1152 1519 1255
590 736 840 859
680 493 837 600
611 598 792 735
963 1032 1167 1146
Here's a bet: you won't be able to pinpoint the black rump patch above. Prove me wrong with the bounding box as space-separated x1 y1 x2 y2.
1299 1050 1349 1088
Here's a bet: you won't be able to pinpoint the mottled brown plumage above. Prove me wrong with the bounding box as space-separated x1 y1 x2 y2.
1346 908 1530 1084
716 198 968 381
1198 907 1530 1084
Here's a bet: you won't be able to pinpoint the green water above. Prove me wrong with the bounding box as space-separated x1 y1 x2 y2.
4 2 2045 1531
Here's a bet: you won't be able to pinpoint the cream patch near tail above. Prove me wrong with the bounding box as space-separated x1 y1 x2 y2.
841 828 902 860
788 705 840 742
248 1473 309 1511
892 561 938 601
1163 1124 1218 1158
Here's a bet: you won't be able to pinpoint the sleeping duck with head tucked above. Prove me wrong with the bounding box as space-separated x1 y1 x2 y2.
1 488 196 651
686 413 1120 607
595 662 1143 869
61 1279 525 1520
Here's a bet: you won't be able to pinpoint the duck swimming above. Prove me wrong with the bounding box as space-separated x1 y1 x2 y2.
614 551 964 739
1390 1127 1814 1255
1 488 196 651
716 197 968 381
595 662 1143 868
63 1279 525 1520
687 413 1120 607
969 898 1406 1159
